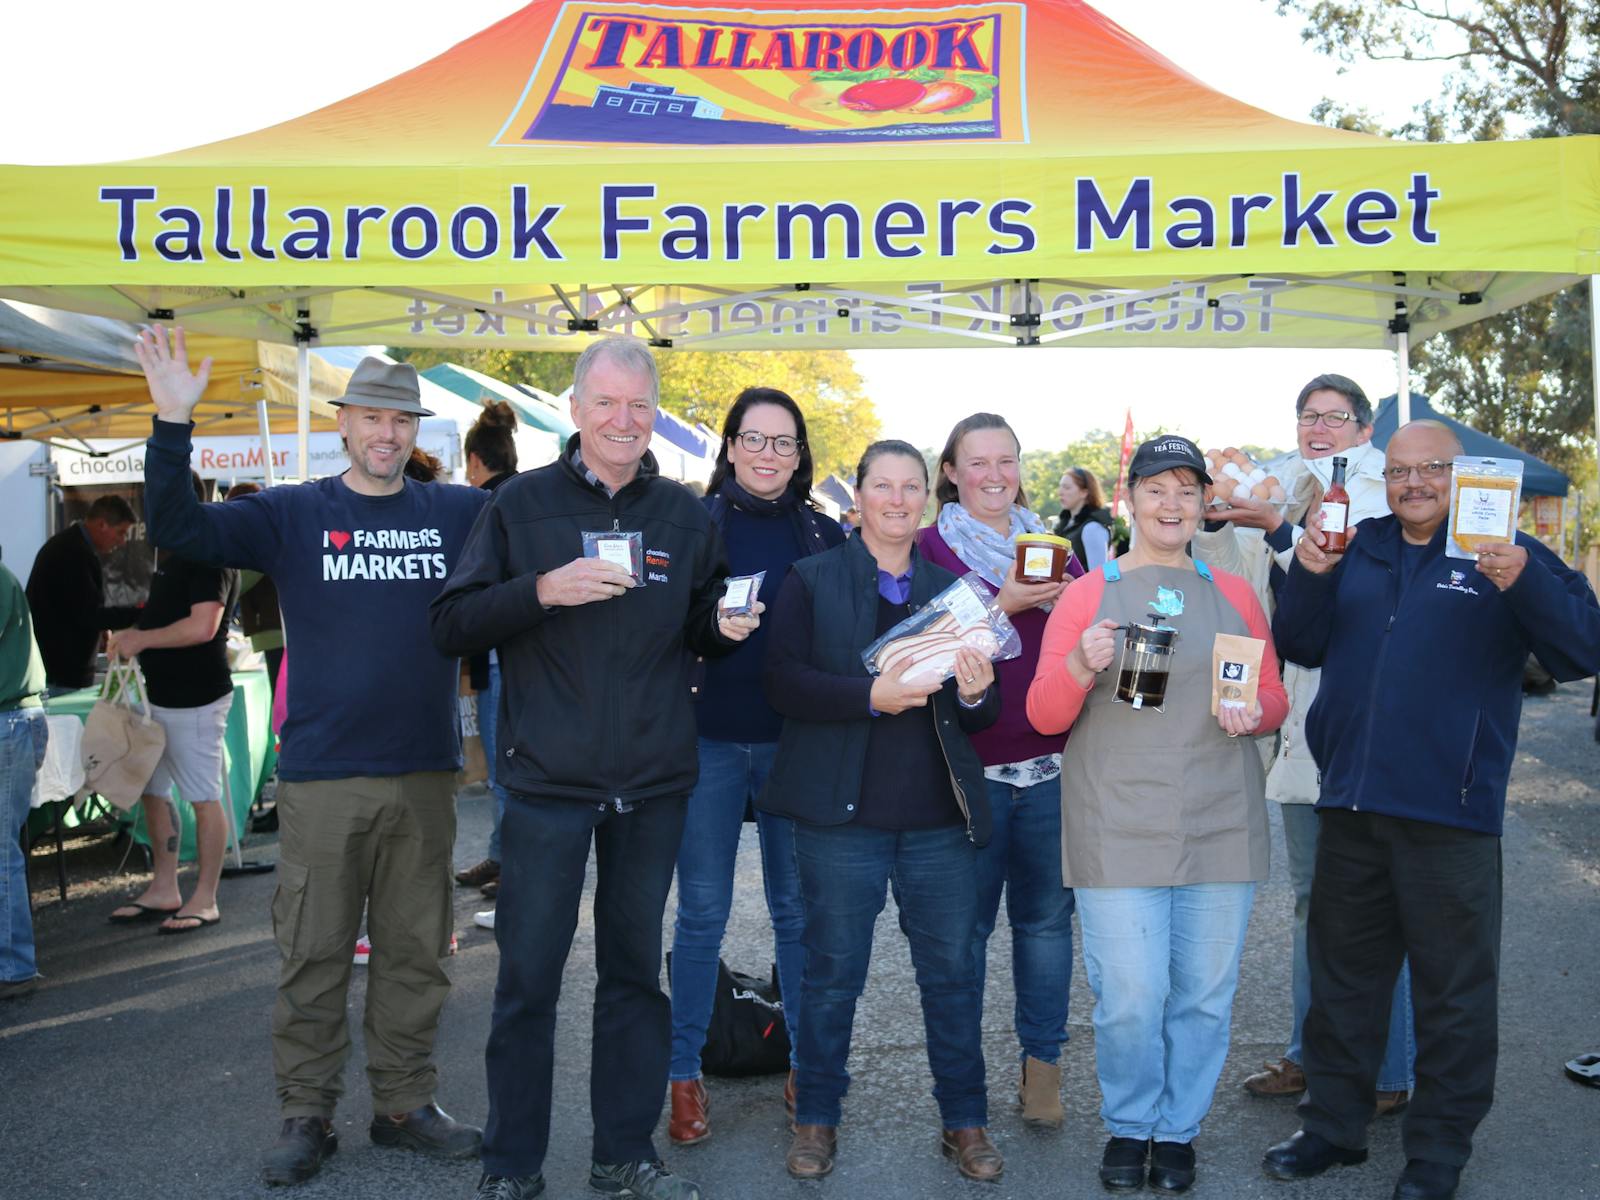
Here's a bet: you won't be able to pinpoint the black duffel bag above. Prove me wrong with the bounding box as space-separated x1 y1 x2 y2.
667 953 790 1077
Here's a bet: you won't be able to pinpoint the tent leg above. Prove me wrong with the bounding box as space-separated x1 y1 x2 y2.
1591 276 1600 490
296 343 311 482
255 399 276 487
1396 328 1411 426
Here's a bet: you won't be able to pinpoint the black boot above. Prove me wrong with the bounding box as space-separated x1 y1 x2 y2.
369 1102 483 1158
261 1117 337 1186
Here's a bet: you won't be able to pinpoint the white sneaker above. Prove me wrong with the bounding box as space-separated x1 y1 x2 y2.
473 910 495 931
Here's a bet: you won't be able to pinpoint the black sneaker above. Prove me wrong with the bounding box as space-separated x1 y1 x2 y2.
475 1175 545 1200
261 1117 338 1186
590 1160 703 1199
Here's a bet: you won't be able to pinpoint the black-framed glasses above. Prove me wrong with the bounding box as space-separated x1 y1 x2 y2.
1297 410 1357 428
1383 460 1453 482
735 431 801 457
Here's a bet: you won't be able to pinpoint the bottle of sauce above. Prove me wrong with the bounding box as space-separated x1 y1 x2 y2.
1320 455 1350 553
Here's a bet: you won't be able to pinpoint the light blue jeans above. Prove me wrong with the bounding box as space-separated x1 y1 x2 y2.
477 660 510 864
669 738 803 1079
1077 882 1255 1144
1282 803 1414 1092
972 775 1075 1063
2 708 48 983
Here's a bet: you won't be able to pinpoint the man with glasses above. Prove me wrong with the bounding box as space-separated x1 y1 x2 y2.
431 338 759 1200
1262 420 1600 1200
1195 375 1415 1114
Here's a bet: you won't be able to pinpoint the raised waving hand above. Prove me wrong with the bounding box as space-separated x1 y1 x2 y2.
133 324 212 424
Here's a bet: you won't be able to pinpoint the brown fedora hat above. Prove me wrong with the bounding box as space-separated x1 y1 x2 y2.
332 357 433 416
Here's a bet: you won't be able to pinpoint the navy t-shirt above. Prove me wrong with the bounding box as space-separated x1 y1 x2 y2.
137 553 239 709
143 418 488 781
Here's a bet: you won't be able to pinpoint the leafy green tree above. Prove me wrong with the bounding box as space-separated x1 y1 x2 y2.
1275 0 1598 484
391 346 878 482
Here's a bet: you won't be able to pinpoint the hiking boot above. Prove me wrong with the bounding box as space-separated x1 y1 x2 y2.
475 1175 545 1199
369 1102 483 1159
1018 1056 1064 1129
456 858 501 888
590 1160 702 1199
261 1116 337 1186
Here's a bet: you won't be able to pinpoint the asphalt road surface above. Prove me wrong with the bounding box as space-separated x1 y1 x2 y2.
5 685 1597 1199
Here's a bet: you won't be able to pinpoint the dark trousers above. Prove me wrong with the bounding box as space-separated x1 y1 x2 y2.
481 792 687 1178
1299 809 1502 1167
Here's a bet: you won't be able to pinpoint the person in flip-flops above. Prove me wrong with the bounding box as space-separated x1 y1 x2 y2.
106 469 238 937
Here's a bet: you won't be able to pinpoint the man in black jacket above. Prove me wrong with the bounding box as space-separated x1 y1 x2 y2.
25 495 139 689
431 338 758 1200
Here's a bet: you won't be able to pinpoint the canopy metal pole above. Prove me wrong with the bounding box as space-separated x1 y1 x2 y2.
255 399 276 487
1591 276 1600 487
1396 327 1411 426
296 343 311 482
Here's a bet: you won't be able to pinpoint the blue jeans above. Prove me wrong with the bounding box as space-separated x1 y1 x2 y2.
476 660 510 864
972 774 1075 1063
1077 882 1255 1143
670 739 802 1079
1 709 48 983
1283 804 1414 1091
792 821 986 1130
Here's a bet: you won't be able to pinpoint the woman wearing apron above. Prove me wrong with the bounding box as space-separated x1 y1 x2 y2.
1028 436 1288 1195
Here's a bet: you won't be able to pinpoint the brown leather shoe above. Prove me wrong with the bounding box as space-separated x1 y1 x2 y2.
786 1124 837 1179
941 1127 1004 1182
480 879 499 899
669 1078 710 1145
455 858 500 888
369 1102 482 1159
783 1070 797 1132
1374 1089 1410 1118
1243 1057 1307 1097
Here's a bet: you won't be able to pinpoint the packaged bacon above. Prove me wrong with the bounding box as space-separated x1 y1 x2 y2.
861 572 1022 685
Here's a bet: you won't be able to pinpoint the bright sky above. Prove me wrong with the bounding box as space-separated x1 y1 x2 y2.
0 0 1449 458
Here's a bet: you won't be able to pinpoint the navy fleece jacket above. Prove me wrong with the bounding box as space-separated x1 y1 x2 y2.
1272 515 1600 835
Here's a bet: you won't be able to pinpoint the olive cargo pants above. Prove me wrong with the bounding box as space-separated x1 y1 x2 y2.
270 771 457 1117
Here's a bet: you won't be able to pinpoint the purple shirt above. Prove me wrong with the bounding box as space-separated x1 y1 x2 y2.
877 566 912 605
916 524 1069 767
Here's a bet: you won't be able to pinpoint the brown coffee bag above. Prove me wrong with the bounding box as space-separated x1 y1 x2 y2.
1212 634 1265 715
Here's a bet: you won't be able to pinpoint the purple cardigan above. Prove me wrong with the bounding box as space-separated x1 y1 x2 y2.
917 524 1081 769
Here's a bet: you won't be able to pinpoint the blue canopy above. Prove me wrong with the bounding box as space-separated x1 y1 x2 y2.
1370 393 1570 498
652 407 714 460
421 362 577 439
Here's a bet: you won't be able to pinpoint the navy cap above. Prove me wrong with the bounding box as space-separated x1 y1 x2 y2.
1127 435 1211 485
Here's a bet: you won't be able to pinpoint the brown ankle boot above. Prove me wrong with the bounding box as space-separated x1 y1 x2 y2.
786 1124 837 1179
668 1078 709 1145
1018 1056 1064 1130
783 1069 797 1132
941 1127 1004 1181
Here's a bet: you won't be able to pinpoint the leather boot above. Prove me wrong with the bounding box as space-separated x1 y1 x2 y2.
783 1070 797 1132
668 1079 710 1146
941 1127 1004 1182
1018 1056 1064 1129
369 1102 482 1158
261 1116 338 1186
786 1124 837 1179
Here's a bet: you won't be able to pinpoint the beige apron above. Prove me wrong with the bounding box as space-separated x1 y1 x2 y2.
1059 560 1269 888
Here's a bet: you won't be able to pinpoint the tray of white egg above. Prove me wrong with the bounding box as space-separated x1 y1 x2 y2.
1202 447 1288 510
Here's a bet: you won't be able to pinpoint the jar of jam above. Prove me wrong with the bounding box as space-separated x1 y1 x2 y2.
1014 532 1072 583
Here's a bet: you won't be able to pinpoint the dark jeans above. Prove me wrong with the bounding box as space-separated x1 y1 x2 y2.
481 792 687 1178
792 821 987 1130
1300 809 1502 1167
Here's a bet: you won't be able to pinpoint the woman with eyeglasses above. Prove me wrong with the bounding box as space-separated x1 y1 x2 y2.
1195 374 1417 1120
667 387 845 1147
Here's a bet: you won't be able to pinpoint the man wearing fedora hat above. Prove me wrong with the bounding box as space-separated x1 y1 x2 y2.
135 327 489 1186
